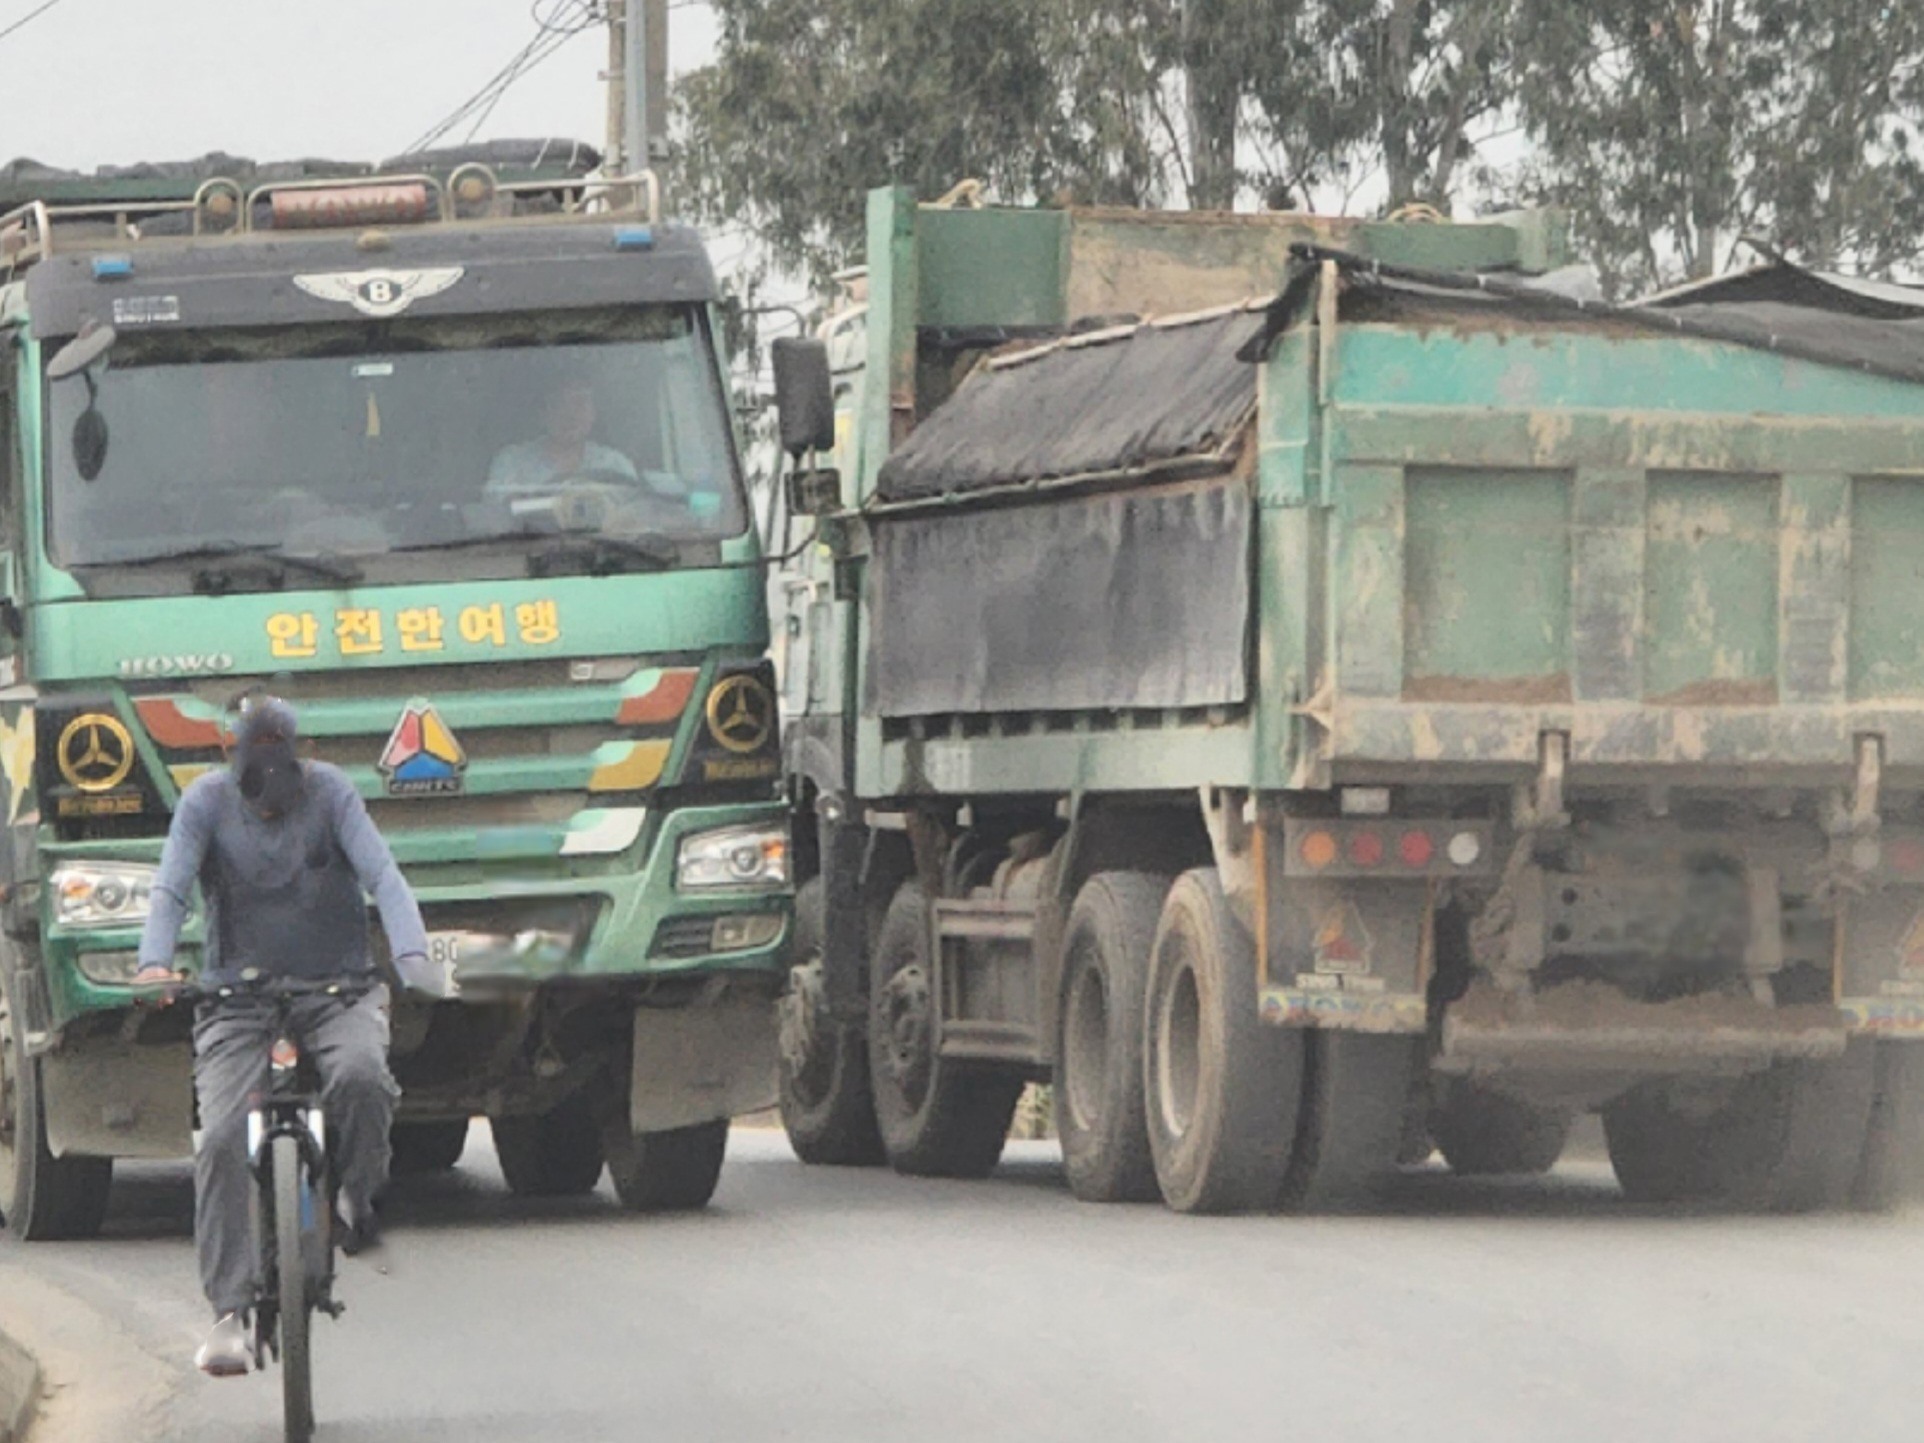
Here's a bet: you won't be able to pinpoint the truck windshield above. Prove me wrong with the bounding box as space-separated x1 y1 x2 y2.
45 306 746 592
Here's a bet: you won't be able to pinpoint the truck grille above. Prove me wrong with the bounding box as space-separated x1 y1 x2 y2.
127 660 702 859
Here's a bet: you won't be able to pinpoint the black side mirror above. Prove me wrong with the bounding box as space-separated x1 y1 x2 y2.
73 404 108 481
771 337 835 458
49 322 116 481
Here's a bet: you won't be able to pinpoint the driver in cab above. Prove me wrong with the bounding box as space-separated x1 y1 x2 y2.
485 377 637 498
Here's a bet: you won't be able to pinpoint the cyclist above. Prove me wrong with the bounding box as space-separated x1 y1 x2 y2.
132 695 441 1377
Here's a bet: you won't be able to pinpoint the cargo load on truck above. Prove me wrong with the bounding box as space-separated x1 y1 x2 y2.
767 185 1924 1216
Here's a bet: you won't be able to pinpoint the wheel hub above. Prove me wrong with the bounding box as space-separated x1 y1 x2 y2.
1062 960 1108 1133
1156 958 1203 1139
879 964 932 1102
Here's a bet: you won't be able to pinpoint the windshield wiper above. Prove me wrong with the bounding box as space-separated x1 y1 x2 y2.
526 534 678 577
102 543 362 590
392 531 680 576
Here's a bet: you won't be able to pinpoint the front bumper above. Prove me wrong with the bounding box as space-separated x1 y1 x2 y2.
39 799 791 1026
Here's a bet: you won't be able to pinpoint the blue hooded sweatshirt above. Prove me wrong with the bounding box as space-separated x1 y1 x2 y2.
137 698 431 986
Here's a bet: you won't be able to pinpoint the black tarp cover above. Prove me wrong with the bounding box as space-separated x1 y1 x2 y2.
866 476 1251 717
873 304 1267 502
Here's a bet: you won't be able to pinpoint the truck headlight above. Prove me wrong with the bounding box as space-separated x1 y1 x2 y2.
52 863 158 926
675 824 789 891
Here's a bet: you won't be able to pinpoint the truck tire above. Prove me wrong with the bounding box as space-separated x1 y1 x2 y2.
778 878 885 1166
1605 1050 1875 1210
1054 871 1165 1203
604 1119 729 1211
867 881 1024 1178
1430 1078 1572 1177
389 1120 468 1175
490 1095 605 1197
1855 1041 1924 1210
0 966 113 1241
1279 1032 1423 1212
1143 869 1303 1214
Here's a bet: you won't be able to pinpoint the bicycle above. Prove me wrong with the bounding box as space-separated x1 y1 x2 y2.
174 973 373 1443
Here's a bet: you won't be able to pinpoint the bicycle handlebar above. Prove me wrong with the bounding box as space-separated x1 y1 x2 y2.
165 973 381 1009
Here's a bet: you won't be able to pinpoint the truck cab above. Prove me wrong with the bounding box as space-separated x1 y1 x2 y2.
0 145 789 1239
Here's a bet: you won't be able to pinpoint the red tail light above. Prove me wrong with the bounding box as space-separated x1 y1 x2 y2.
1398 830 1435 867
1890 838 1924 876
1347 831 1384 866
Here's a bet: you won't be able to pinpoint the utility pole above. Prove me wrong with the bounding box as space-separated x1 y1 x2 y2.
605 0 669 176
605 0 627 173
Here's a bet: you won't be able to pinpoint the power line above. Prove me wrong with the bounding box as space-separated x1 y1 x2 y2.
0 0 75 45
401 0 599 155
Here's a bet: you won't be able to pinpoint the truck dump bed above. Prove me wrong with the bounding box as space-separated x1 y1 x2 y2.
863 244 1924 794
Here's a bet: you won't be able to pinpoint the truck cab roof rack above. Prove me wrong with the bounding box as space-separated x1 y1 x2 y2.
0 138 658 279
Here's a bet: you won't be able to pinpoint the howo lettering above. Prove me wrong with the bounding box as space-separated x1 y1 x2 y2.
0 142 789 1239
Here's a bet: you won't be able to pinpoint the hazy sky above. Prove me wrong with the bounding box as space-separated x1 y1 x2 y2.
0 0 717 171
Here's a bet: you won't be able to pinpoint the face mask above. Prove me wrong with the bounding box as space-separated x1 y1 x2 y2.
232 699 304 819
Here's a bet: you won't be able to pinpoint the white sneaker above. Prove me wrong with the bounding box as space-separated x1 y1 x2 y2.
195 1312 251 1377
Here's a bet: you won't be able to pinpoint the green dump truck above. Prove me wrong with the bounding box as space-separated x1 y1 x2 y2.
766 185 1924 1213
0 143 790 1240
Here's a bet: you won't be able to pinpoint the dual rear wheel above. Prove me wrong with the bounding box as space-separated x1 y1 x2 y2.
1602 1040 1924 1212
1040 866 1425 1213
1137 869 1421 1214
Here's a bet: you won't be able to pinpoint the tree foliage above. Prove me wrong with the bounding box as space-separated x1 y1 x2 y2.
669 0 1924 295
1510 0 1924 292
669 0 1180 285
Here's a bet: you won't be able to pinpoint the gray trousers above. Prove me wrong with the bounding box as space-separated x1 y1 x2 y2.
192 987 397 1317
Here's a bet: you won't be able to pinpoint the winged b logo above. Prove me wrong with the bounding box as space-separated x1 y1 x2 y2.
292 266 464 318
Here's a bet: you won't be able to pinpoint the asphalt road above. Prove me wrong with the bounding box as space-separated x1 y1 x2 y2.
4 1125 1924 1443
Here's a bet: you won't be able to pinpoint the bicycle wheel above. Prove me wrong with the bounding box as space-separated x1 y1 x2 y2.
272 1133 315 1443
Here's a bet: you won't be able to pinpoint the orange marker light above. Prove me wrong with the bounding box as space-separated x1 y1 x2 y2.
1300 830 1339 869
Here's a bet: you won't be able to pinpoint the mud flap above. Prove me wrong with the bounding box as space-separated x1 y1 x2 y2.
1836 885 1924 1038
1259 868 1430 1034
42 1038 193 1159
629 991 779 1133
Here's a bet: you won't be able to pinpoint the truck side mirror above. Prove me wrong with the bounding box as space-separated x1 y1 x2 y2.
771 337 840 517
771 337 835 458
786 466 841 518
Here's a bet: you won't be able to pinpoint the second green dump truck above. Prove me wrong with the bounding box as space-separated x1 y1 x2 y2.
767 187 1924 1212
0 144 789 1240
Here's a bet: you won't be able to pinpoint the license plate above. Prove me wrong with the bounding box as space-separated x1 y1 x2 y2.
425 932 467 967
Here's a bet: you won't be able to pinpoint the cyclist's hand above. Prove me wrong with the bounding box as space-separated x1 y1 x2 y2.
131 966 184 1007
392 951 459 1002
